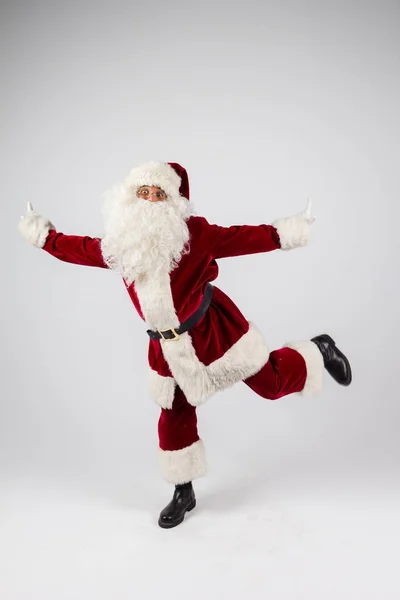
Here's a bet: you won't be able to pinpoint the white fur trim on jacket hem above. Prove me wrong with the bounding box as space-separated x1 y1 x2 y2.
159 439 207 484
273 215 310 250
133 271 269 407
148 368 176 409
161 322 270 407
18 212 54 248
285 340 324 396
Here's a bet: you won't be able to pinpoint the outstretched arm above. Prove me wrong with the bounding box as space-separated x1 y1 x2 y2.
206 200 316 259
18 202 108 269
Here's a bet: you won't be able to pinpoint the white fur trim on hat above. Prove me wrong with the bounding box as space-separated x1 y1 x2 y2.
124 162 182 199
18 211 54 248
285 340 324 395
159 439 207 484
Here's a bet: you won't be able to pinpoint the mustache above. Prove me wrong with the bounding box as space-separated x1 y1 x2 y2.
124 197 177 216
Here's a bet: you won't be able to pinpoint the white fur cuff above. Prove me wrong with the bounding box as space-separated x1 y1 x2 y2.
285 340 324 396
18 212 54 248
273 215 310 250
159 439 207 484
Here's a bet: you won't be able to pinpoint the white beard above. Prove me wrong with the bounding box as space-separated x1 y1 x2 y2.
100 183 195 286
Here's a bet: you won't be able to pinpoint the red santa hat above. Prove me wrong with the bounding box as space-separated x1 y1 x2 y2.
125 161 190 200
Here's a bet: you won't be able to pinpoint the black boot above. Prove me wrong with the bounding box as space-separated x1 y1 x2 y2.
311 334 352 386
158 482 196 529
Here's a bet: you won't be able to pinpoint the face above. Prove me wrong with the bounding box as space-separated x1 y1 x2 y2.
136 186 167 202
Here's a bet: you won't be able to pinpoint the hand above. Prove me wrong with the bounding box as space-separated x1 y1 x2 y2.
19 201 36 221
18 202 54 248
272 199 316 250
303 199 316 225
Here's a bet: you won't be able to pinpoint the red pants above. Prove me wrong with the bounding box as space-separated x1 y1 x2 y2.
158 347 311 484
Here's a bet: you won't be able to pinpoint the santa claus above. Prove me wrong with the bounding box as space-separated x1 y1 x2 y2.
18 161 352 529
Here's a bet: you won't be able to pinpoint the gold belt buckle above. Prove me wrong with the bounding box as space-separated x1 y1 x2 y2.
158 327 180 341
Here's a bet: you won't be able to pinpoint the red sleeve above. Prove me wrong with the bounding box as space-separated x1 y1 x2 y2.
42 230 109 268
203 219 281 259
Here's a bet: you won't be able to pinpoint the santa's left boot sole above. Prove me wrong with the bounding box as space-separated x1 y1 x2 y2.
158 499 196 529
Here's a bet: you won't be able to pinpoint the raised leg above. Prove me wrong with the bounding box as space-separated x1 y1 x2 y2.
243 335 352 399
243 341 324 399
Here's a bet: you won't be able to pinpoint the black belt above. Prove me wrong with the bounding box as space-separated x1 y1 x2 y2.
146 283 214 341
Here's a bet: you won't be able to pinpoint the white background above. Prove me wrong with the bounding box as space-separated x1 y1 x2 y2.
1 0 400 598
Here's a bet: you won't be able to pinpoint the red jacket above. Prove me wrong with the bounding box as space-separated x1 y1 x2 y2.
42 215 281 408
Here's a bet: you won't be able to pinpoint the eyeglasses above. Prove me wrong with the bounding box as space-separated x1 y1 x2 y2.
136 188 167 200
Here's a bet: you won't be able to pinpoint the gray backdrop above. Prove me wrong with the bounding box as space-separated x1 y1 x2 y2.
1 1 399 598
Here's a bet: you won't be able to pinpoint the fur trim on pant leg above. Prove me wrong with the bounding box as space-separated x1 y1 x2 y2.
285 340 324 396
159 439 207 484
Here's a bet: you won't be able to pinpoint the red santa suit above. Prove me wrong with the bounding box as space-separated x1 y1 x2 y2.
18 162 324 485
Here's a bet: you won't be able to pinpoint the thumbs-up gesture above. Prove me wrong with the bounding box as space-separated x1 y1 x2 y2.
272 199 316 250
303 199 316 225
18 202 54 248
